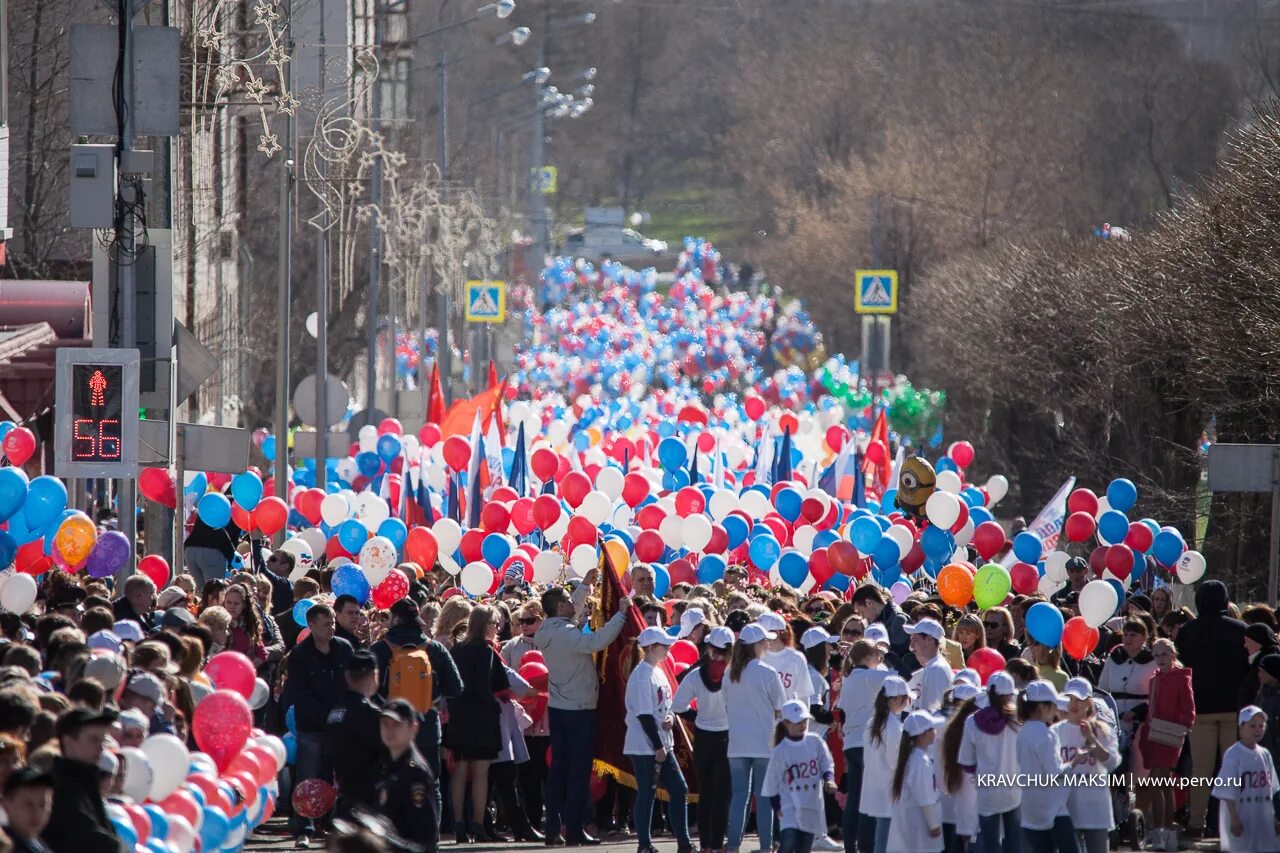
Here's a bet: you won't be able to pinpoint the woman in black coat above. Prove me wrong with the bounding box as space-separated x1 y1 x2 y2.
447 604 511 842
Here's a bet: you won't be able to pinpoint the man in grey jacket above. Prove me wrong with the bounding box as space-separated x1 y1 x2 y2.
533 571 630 846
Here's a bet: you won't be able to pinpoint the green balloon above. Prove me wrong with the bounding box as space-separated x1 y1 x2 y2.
973 563 1012 609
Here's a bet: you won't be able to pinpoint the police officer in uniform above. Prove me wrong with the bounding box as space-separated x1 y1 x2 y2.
327 650 384 817
375 699 439 853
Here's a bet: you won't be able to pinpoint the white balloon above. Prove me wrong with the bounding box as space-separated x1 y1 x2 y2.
925 492 961 530
533 551 563 584
359 536 398 585
709 490 739 521
401 435 421 460
1079 579 1119 628
255 734 287 770
167 815 196 853
1094 496 1112 519
0 575 36 614
329 556 352 568
799 574 816 595
189 753 217 777
426 463 448 491
579 491 613 526
740 489 771 520
682 515 713 552
357 491 390 529
569 544 597 577
596 468 625 501
461 561 494 596
299 527 328 560
1044 550 1071 583
509 401 531 424
433 518 462 554
1176 550 1206 584
791 525 817 556
249 677 270 710
936 470 963 495
885 524 915 559
358 424 378 453
440 553 462 575
335 458 359 483
305 312 319 339
610 504 634 529
320 493 350 526
1037 575 1065 598
659 514 685 549
985 475 1009 506
279 538 314 575
545 515 569 544
141 734 189 801
120 746 154 803
954 517 975 548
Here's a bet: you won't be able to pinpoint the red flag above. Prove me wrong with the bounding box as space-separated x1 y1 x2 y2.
488 365 507 439
592 548 699 800
862 409 890 495
426 363 446 426
439 383 503 442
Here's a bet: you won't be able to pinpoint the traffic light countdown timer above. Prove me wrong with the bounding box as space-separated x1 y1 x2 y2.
54 348 141 478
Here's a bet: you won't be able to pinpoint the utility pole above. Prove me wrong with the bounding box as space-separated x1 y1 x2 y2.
528 5 549 275
274 0 294 542
315 0 328 488
366 0 382 423
435 4 454 405
115 0 139 580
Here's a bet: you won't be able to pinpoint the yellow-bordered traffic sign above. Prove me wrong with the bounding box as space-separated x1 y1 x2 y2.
465 280 506 323
855 269 898 314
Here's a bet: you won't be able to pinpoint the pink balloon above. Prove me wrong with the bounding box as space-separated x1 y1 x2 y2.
204 651 257 700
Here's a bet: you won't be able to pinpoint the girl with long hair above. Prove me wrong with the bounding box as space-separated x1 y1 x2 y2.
1137 639 1195 851
837 639 890 853
673 626 734 853
953 615 987 664
939 683 981 853
625 628 692 853
723 624 787 853
221 584 267 667
1055 677 1120 853
761 701 835 853
887 711 945 853
860 676 911 853
1015 681 1086 853
958 672 1022 853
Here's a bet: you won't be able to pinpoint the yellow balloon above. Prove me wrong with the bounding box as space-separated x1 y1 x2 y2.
603 538 630 574
587 428 602 447
55 515 97 564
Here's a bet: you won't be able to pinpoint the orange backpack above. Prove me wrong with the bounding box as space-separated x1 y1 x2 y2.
387 642 434 713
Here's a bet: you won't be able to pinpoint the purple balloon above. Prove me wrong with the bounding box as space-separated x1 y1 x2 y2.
85 530 130 578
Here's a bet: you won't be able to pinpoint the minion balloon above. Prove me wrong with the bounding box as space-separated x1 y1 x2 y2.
895 456 937 524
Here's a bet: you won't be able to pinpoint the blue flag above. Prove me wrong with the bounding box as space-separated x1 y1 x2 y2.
776 427 793 482
510 422 528 497
417 469 436 525
447 474 461 523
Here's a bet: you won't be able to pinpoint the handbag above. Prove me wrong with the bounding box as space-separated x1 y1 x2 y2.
1147 718 1190 747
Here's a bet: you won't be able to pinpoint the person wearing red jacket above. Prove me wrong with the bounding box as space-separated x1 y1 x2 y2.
1138 638 1196 851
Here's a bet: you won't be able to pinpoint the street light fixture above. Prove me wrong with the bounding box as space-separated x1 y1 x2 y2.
526 66 552 84
576 67 598 81
497 26 532 46
494 0 516 18
573 84 595 98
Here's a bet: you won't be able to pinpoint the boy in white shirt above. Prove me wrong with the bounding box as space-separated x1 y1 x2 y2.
760 612 817 706
762 701 836 853
1213 705 1280 853
905 619 953 713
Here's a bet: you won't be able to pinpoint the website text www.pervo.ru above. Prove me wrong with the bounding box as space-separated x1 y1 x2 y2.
976 774 1237 790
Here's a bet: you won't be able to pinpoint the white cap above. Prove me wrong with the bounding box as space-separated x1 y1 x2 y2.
952 682 980 702
1055 696 1071 712
781 700 812 725
87 630 124 655
1062 677 1093 701
953 668 980 688
83 652 125 691
1024 680 1060 704
905 619 944 641
677 608 706 639
904 710 946 736
98 750 119 777
988 671 1017 696
638 627 676 648
739 623 777 645
757 612 787 632
706 626 735 650
118 708 150 732
112 621 144 642
1241 705 1268 725
864 624 890 648
881 675 910 698
157 587 187 610
800 627 839 650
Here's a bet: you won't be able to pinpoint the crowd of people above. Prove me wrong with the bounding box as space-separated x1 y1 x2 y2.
0 514 1274 853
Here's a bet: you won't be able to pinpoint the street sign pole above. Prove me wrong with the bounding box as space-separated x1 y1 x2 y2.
1207 443 1280 604
1270 450 1279 606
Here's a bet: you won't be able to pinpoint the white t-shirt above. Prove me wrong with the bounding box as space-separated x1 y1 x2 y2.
624 660 674 756
809 665 831 739
672 665 729 732
958 710 1022 816
887 749 944 853
1214 742 1280 852
1016 720 1072 831
936 710 977 836
723 658 786 758
1055 717 1120 830
859 713 904 819
764 647 816 705
761 733 835 834
837 667 890 748
910 655 954 713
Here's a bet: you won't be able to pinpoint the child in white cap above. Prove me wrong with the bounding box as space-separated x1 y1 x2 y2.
860 676 911 853
673 626 735 853
938 681 981 851
761 700 836 853
1212 705 1280 852
1016 680 1088 853
760 612 816 707
725 623 787 853
887 710 946 853
837 639 892 853
1053 677 1120 853
957 671 1022 853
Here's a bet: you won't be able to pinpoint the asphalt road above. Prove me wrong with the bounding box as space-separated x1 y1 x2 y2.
247 819 656 852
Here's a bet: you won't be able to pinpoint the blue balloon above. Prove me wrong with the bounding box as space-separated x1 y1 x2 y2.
775 488 803 523
285 706 297 735
1104 579 1126 613
1151 530 1185 567
778 551 809 587
0 467 28 523
824 573 851 593
377 433 402 463
337 519 368 553
331 563 370 604
1106 478 1138 513
282 731 298 764
378 517 408 551
970 506 994 527
1025 601 1064 647
197 492 232 528
0 422 12 441
1097 510 1129 545
723 515 749 549
293 598 316 627
814 530 838 550
230 472 263 511
749 535 781 570
881 488 898 510
652 564 670 598
112 817 138 848
961 487 986 508
0 532 13 568
262 434 277 462
850 516 883 555
23 476 66 530
873 537 902 571
697 554 726 584
920 524 954 560
144 805 169 841
935 457 959 474
873 566 902 588
1013 531 1043 564
482 533 513 567
200 806 230 852
875 515 892 532
356 451 381 478
657 437 688 472
184 471 208 497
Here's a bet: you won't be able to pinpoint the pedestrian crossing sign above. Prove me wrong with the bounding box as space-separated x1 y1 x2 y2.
532 166 558 195
465 280 506 323
855 269 898 315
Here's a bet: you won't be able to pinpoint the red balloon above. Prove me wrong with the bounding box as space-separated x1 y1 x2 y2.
670 640 698 667
949 500 970 535
900 541 925 574
949 441 975 468
443 436 472 473
228 771 260 810
377 417 403 436
231 502 255 532
674 487 705 517
1067 488 1100 517
744 397 766 421
326 535 353 562
138 554 170 588
292 779 336 819
1064 511 1097 543
1105 544 1135 580
1062 616 1099 660
510 498 537 535
1 427 36 466
253 496 288 536
531 447 559 481
801 497 826 524
636 504 666 531
418 423 441 447
567 515 598 546
241 744 280 785
404 527 439 568
865 440 887 465
622 473 650 508
192 690 252 772
825 426 847 452
559 471 591 509
1010 562 1039 595
705 524 728 554
482 501 511 532
159 790 201 829
122 802 151 843
460 529 485 563
828 541 858 575
968 647 1006 685
1124 522 1154 554
1088 545 1108 577
138 467 178 509
532 495 563 530
226 751 264 787
501 554 534 584
518 661 549 692
973 521 1005 561
778 413 799 437
809 548 834 584
589 771 608 802
186 774 227 814
372 569 410 609
297 488 326 525
635 530 665 562
668 558 697 585
205 651 256 700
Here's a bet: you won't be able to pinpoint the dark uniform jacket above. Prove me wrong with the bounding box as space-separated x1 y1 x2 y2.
286 635 354 733
375 745 439 853
327 689 384 807
42 756 125 853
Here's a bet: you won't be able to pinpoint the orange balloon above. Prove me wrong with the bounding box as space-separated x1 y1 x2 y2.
937 563 974 607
